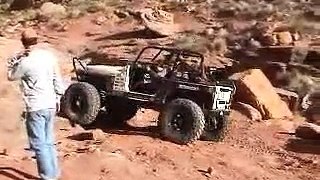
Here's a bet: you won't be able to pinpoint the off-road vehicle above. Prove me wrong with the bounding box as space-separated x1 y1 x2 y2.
62 46 236 144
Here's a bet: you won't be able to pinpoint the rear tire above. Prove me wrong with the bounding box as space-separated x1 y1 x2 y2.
62 82 101 126
158 98 205 145
201 113 230 141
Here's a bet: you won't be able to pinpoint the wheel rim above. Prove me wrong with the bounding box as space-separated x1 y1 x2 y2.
71 92 87 115
171 113 183 131
170 111 192 134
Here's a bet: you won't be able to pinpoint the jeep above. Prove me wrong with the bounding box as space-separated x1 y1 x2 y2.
62 46 236 144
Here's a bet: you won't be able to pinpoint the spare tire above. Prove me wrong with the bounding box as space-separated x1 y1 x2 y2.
62 82 101 126
159 98 205 145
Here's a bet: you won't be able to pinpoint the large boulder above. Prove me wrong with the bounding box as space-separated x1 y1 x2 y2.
233 102 262 121
230 69 293 120
37 2 67 22
295 122 320 140
302 90 320 125
140 8 180 36
276 31 293 45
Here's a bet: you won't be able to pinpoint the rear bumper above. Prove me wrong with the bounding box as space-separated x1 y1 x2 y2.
204 109 231 116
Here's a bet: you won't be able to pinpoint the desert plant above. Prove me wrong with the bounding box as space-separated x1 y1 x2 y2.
285 69 316 96
174 34 210 53
66 0 120 14
209 37 228 56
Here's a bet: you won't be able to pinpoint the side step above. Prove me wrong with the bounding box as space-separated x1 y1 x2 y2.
127 91 155 102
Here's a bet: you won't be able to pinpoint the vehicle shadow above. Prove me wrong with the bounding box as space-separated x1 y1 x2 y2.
101 124 160 139
285 138 320 155
84 113 161 139
0 167 38 180
94 29 164 41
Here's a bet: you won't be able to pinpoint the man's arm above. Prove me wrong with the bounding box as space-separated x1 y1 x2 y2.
53 59 65 97
7 56 26 81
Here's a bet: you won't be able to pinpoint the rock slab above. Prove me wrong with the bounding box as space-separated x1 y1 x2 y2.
295 122 320 140
230 69 293 119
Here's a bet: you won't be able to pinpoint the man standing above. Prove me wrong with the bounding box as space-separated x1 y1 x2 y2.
7 28 64 180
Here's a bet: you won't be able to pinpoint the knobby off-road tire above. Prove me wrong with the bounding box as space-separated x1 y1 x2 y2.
63 82 101 126
159 98 205 145
201 114 230 142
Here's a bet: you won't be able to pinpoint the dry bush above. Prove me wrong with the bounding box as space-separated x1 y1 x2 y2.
174 33 228 56
66 0 120 14
208 37 228 56
289 11 307 31
161 0 189 11
284 69 316 96
174 34 211 53
212 0 276 19
289 12 320 34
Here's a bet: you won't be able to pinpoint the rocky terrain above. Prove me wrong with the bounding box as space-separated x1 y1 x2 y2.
0 0 319 179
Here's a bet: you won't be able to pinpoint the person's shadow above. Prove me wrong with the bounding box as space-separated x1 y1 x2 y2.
0 167 38 180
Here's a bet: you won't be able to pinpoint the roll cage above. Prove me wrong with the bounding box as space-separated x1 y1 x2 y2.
134 46 206 78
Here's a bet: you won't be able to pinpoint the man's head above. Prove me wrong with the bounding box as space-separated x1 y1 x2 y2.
21 28 38 48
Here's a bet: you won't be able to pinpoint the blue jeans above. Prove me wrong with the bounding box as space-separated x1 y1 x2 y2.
26 109 60 180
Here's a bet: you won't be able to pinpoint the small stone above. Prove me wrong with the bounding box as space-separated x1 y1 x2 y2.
216 28 228 38
89 147 101 154
186 6 196 12
277 31 293 45
248 38 262 50
284 159 295 166
21 156 31 161
95 16 107 25
101 167 110 174
112 149 121 154
234 102 262 121
207 166 214 175
292 32 300 41
57 24 68 32
204 28 214 36
70 129 105 141
114 9 129 18
2 149 8 156
312 160 318 165
8 20 18 26
294 162 302 168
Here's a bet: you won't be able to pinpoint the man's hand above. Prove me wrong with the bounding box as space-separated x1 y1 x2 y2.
7 56 20 68
7 50 28 68
20 111 27 121
56 102 60 113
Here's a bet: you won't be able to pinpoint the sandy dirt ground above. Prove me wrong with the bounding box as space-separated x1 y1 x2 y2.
0 13 319 180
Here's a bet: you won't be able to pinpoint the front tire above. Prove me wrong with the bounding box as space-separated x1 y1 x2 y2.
62 82 101 126
159 98 205 145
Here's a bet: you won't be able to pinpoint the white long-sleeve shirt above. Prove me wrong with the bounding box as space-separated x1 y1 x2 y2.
7 44 65 112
